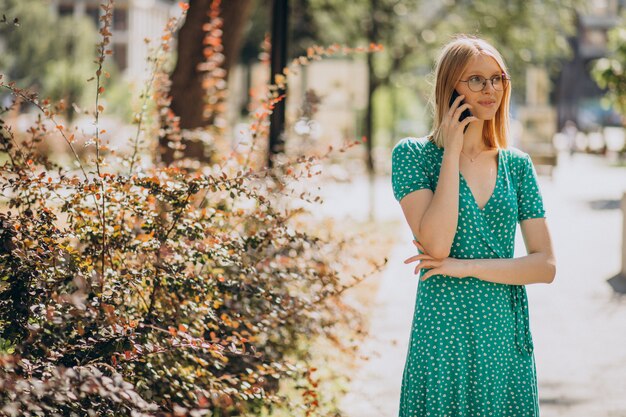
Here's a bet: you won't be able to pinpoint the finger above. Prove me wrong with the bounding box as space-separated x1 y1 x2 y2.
413 261 437 275
461 116 479 127
413 240 428 254
417 243 428 254
453 103 473 121
421 268 439 281
404 255 419 264
404 254 434 264
446 94 465 116
414 261 439 273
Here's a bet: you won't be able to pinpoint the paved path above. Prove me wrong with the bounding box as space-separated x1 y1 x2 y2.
314 152 626 417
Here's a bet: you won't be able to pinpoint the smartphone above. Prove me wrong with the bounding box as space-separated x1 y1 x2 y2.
449 89 473 132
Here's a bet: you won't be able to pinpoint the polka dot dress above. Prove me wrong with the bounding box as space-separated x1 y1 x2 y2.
391 136 546 417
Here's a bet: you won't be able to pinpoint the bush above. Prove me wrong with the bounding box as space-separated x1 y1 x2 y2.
0 2 385 416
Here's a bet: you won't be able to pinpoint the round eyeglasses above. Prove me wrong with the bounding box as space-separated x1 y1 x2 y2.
458 74 510 92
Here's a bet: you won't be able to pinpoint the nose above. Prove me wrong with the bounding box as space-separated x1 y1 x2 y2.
483 79 496 93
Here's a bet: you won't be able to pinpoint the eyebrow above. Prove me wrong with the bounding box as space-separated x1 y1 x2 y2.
466 71 503 77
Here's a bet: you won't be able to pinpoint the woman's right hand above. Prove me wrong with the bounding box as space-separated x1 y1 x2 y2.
441 94 477 154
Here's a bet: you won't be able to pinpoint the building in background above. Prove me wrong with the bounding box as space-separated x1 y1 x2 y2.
50 0 176 82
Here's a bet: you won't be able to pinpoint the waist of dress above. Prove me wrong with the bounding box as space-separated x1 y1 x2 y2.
419 275 534 356
510 284 534 356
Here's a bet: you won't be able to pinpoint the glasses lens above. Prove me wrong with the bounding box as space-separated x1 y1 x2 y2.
468 76 485 92
492 75 503 91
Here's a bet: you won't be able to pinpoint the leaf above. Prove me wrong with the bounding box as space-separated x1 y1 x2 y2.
136 231 154 242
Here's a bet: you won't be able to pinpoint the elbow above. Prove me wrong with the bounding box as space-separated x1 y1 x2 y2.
414 225 452 259
431 248 451 259
545 255 557 284
422 242 451 259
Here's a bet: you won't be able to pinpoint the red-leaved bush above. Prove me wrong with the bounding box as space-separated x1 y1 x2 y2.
0 1 385 416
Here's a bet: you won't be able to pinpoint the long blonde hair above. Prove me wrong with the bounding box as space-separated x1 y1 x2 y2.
428 35 511 149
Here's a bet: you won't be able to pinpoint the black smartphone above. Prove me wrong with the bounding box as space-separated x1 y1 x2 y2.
449 89 472 122
449 89 473 133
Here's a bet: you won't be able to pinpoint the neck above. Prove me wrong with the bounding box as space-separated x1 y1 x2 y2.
462 119 488 152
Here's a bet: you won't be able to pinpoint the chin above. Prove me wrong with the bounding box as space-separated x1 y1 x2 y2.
476 111 497 121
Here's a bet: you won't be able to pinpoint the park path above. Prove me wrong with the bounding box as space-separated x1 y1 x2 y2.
311 152 626 417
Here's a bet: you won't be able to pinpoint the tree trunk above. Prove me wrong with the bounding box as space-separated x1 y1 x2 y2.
268 0 289 168
364 0 379 176
364 0 379 222
161 0 254 164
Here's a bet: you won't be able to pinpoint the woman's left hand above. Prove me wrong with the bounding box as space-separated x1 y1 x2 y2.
404 240 470 281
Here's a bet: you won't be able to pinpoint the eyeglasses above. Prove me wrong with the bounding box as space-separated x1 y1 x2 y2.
458 74 510 92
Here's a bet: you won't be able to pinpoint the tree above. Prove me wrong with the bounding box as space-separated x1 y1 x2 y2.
592 23 626 125
0 0 100 121
0 0 58 89
163 0 254 164
309 0 583 172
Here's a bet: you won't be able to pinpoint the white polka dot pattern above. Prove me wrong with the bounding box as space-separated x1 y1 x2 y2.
390 136 546 417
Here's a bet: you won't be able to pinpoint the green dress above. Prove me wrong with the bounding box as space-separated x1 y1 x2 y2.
391 136 546 417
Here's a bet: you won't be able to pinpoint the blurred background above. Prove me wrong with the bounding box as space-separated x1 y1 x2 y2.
1 0 626 416
3 0 626 169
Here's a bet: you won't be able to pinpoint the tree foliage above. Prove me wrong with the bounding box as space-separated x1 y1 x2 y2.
304 0 583 147
309 0 581 92
0 0 104 120
592 18 626 125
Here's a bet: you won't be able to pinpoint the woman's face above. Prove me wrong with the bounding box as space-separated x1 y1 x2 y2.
455 54 505 121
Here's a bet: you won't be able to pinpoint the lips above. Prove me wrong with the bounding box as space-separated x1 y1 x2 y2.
478 100 496 106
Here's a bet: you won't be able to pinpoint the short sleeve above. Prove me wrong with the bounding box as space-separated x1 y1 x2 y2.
391 138 431 202
517 154 546 221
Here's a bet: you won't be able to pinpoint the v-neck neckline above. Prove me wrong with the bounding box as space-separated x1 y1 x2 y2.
459 148 502 212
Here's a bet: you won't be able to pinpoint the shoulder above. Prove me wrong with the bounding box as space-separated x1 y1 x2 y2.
503 146 529 160
392 136 435 161
392 136 430 152
502 146 533 169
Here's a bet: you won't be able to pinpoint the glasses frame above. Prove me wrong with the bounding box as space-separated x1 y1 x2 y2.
458 73 510 92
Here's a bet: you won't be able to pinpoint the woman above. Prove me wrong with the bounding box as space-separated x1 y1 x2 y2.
391 35 556 416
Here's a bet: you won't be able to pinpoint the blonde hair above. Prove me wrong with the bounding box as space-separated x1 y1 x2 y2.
428 35 511 149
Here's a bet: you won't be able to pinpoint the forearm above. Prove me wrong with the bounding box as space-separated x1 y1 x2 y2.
420 151 460 258
463 252 556 285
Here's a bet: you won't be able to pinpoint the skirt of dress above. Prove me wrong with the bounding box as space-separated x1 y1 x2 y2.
399 276 540 417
